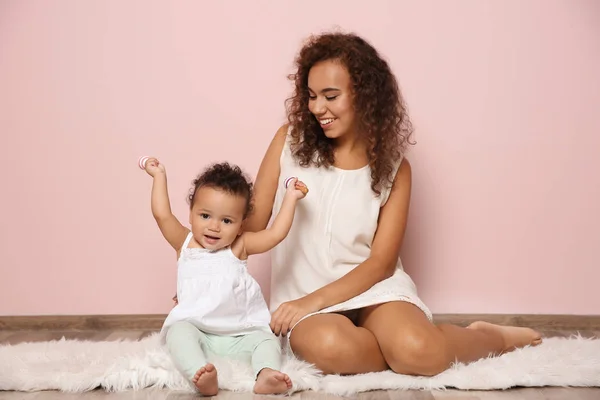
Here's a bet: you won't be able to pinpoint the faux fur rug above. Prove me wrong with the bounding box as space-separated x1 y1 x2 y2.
1 333 599 395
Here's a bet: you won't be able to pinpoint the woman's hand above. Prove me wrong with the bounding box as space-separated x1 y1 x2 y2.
270 295 323 336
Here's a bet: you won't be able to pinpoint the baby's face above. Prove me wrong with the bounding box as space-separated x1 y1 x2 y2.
189 187 246 250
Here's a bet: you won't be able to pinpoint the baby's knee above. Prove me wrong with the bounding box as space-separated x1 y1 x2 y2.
166 321 201 345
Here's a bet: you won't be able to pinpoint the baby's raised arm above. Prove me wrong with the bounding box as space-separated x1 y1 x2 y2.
142 157 189 252
241 178 307 256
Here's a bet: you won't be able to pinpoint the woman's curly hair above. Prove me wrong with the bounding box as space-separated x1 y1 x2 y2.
285 32 414 195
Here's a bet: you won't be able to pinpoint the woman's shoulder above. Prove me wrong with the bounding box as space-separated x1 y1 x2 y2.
275 123 290 141
378 157 410 207
261 123 290 162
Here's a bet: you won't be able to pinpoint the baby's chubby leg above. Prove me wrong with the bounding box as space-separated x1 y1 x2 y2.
166 321 218 396
245 331 292 394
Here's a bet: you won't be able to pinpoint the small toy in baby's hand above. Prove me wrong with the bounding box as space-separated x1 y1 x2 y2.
285 176 309 195
138 156 150 170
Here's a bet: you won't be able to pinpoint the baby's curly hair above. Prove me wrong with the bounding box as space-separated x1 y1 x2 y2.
286 32 414 195
188 162 254 217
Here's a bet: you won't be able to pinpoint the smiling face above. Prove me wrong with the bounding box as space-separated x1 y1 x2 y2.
307 59 356 140
189 186 246 250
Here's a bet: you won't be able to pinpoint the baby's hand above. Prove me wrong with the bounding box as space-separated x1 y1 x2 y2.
144 157 165 177
285 177 308 200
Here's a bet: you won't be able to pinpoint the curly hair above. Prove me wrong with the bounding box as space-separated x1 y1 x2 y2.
188 162 253 217
285 32 414 195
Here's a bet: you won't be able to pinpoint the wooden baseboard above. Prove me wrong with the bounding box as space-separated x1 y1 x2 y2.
0 314 167 331
0 314 599 331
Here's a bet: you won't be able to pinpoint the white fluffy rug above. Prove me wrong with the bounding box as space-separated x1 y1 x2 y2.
1 333 599 395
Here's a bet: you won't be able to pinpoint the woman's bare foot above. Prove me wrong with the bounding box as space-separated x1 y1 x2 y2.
467 321 543 353
253 368 293 394
191 363 218 396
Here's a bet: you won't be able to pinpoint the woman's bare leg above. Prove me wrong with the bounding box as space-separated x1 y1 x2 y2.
289 313 388 374
359 301 542 376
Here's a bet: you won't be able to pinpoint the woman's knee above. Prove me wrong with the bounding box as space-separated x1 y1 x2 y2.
291 320 346 359
289 316 368 374
384 328 451 376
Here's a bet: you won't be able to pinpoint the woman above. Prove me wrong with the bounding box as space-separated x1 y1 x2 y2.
243 32 542 377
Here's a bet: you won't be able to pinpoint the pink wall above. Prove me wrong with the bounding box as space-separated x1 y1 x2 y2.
1 1 599 316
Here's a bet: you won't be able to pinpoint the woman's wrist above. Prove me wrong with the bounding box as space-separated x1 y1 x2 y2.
307 291 328 311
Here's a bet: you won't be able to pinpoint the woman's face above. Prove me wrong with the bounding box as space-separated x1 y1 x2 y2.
307 59 356 140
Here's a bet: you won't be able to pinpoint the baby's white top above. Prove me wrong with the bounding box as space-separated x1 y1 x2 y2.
160 232 271 341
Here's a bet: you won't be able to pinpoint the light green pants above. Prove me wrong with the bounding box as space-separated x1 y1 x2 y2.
165 321 282 381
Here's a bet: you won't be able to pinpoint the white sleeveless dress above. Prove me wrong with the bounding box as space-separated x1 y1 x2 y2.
160 232 272 343
270 130 432 334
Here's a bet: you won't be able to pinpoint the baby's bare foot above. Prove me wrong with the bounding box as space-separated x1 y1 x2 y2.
191 363 218 396
254 368 292 394
468 321 543 353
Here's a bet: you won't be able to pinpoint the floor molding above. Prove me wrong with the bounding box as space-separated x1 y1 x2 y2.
0 314 166 331
1 314 599 331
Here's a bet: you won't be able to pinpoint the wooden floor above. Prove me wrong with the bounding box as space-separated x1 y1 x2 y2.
1 329 599 400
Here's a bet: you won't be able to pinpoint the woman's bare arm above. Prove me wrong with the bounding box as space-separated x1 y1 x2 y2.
244 124 288 233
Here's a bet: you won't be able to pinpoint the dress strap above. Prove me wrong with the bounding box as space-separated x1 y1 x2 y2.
181 231 194 252
279 125 294 164
381 155 404 206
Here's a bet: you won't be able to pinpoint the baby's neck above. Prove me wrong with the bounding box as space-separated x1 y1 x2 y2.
194 244 230 251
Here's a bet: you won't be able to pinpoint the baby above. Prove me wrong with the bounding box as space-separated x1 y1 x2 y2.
142 157 307 395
